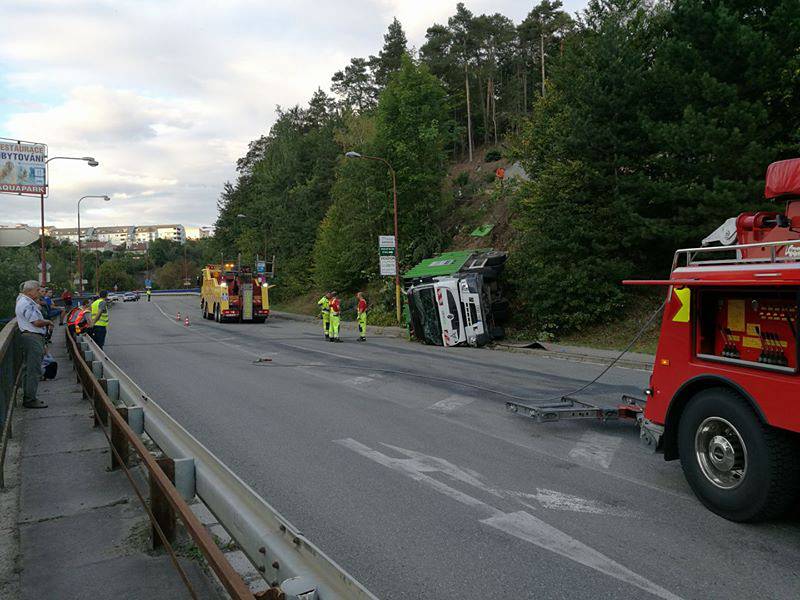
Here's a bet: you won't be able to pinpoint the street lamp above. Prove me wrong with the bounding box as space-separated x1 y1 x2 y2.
40 156 100 285
345 151 402 325
77 195 111 294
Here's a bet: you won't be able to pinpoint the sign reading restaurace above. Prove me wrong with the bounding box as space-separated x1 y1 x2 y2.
0 139 47 195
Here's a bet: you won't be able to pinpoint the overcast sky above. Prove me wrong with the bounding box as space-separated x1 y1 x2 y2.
1 1 587 229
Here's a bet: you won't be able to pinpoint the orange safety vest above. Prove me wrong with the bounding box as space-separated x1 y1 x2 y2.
68 308 90 332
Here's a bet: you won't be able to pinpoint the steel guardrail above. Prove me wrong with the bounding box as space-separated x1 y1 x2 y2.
78 333 378 600
0 319 22 488
66 329 255 599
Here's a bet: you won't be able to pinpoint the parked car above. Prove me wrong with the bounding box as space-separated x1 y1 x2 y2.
122 291 140 302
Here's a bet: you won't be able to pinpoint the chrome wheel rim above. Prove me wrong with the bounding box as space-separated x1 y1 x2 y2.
695 416 747 489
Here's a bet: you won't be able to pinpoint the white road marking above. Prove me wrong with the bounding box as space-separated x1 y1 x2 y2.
337 438 679 600
428 394 475 412
568 431 623 469
510 490 636 517
481 511 681 600
342 375 376 386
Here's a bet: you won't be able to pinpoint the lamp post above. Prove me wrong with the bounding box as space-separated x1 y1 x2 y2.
77 195 111 294
42 156 99 285
345 151 401 325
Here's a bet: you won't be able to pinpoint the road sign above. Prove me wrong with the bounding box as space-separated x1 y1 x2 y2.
0 226 39 247
378 235 397 275
0 138 47 195
144 278 153 289
379 255 397 276
256 260 266 274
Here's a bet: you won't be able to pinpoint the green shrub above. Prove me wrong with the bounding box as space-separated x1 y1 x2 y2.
453 171 470 186
484 149 501 162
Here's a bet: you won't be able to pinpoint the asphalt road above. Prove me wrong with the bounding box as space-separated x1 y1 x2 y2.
101 296 800 600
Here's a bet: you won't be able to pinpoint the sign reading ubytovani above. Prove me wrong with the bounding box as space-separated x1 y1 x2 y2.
0 139 47 194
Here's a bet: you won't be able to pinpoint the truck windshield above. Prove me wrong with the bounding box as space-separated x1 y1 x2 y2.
446 290 461 335
409 287 443 345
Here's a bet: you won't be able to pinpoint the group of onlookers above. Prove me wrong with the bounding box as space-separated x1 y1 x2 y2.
14 282 111 410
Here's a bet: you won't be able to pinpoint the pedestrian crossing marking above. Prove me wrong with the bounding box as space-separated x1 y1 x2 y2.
568 431 622 469
428 395 475 412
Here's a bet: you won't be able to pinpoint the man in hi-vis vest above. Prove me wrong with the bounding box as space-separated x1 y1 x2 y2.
90 290 110 348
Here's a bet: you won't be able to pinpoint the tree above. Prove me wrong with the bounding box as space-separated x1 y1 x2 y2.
97 260 136 291
510 0 800 333
314 55 452 290
0 247 37 319
371 18 408 88
448 3 476 161
331 57 378 112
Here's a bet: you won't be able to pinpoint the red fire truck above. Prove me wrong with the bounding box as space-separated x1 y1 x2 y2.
508 158 800 522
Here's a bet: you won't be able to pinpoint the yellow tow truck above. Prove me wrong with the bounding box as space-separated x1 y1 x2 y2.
200 262 272 323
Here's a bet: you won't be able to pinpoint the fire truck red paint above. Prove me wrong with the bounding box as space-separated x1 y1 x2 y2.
625 158 800 522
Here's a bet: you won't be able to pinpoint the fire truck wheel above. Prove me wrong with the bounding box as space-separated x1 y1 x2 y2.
678 387 800 522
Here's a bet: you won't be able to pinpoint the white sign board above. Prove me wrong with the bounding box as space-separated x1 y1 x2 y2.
0 139 47 195
379 255 397 276
378 235 395 248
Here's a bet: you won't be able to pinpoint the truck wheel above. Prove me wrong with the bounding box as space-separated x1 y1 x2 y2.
214 305 220 323
678 387 800 522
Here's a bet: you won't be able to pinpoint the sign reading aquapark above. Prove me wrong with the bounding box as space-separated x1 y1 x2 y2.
0 139 47 195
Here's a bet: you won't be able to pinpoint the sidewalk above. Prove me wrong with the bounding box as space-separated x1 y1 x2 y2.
0 332 221 600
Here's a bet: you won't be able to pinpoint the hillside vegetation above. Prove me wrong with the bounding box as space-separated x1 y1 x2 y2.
213 0 800 338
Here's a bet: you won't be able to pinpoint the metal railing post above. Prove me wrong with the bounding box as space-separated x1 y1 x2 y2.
110 406 130 470
151 457 177 549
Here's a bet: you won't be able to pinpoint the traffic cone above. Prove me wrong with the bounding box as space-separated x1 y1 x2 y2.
184 316 190 327
176 311 181 321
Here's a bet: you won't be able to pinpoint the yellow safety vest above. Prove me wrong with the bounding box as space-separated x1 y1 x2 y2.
318 296 330 312
91 298 109 327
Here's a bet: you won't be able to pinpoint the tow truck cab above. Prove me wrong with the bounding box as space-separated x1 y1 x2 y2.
629 158 800 522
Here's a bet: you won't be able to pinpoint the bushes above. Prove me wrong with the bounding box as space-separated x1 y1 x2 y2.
484 148 501 162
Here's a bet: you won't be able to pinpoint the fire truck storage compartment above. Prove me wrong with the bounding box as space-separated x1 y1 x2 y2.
696 288 799 372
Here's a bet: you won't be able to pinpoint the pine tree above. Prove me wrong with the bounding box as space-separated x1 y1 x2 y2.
371 18 408 88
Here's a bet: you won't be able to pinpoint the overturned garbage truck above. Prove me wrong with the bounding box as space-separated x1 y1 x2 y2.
404 249 509 347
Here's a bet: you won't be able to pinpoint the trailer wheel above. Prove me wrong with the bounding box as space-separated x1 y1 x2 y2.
678 387 800 522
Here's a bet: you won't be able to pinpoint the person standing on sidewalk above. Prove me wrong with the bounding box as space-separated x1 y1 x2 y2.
89 290 110 348
61 288 73 310
15 280 52 409
356 291 367 342
328 291 342 343
317 291 331 339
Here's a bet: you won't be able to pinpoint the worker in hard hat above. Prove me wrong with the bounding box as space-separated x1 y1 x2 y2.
317 291 331 339
328 291 341 342
356 291 367 342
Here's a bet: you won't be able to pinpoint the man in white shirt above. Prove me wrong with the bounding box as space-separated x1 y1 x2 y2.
15 280 52 409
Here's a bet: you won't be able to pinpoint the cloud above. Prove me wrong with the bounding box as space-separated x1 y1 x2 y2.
1 0 587 229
